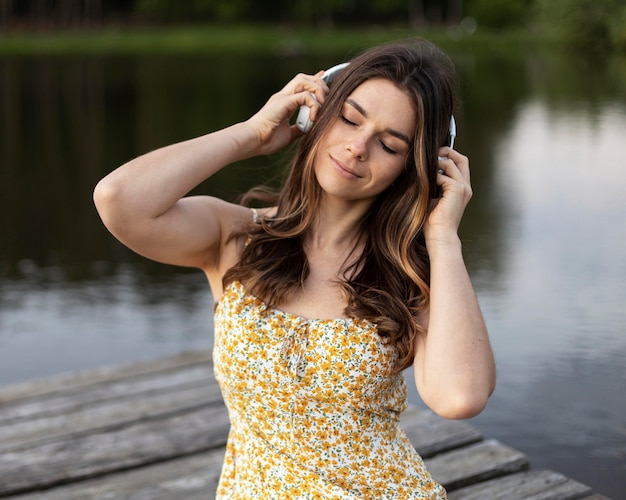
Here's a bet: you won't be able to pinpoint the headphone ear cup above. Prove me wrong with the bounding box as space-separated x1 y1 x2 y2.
295 62 349 133
296 105 313 132
449 116 456 149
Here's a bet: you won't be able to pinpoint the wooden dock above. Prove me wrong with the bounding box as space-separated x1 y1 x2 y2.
0 349 608 499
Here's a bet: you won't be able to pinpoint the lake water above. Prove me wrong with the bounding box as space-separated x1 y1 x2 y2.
0 46 625 497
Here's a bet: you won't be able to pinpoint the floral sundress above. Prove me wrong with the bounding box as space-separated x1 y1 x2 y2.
213 280 446 499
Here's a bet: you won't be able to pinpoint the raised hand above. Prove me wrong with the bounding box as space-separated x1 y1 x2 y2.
424 147 473 245
246 71 329 156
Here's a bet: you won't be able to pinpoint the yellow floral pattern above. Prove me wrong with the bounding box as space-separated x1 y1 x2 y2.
213 280 446 499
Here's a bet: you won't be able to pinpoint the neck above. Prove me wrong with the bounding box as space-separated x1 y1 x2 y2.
305 195 371 253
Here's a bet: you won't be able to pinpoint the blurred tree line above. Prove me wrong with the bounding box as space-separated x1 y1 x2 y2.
0 0 465 27
0 0 624 50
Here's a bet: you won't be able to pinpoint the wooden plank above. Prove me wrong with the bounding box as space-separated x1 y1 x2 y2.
0 404 230 497
425 439 530 491
400 405 483 458
0 382 223 452
0 349 214 404
0 407 482 499
5 448 227 500
448 469 594 499
0 364 216 425
0 349 601 499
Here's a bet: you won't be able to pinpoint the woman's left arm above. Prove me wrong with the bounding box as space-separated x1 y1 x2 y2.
413 148 496 420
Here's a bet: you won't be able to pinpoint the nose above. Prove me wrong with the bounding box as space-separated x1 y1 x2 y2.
345 133 368 161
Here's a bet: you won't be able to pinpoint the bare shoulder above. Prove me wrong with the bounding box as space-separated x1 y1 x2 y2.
203 196 253 223
127 195 255 276
200 196 255 258
201 197 259 296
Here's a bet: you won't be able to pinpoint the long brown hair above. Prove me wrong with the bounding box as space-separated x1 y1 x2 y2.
223 38 458 371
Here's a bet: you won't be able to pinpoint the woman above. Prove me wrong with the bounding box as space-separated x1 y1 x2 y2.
94 38 495 499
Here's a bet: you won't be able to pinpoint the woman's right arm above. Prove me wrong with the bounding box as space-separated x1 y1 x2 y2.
94 123 261 270
93 71 328 273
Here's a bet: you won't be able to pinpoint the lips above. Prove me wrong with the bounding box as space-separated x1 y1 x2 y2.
330 155 361 179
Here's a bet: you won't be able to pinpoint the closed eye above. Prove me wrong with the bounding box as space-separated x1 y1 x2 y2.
380 140 397 155
341 115 356 126
341 114 398 154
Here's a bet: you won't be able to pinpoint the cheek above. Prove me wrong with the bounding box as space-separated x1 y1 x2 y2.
380 158 407 185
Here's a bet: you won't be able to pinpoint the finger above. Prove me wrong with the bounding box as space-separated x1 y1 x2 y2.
304 79 330 106
438 147 468 169
284 73 329 95
287 74 330 107
436 160 470 199
437 148 470 181
303 94 323 122
436 157 460 179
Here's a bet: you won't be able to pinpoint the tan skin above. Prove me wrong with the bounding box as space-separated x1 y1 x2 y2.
94 72 496 420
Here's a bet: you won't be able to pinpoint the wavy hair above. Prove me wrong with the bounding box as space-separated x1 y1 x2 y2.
223 38 458 372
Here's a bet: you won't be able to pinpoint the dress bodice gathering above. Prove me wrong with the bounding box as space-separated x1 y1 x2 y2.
213 280 446 499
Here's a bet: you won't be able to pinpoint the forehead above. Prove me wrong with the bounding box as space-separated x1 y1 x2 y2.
346 78 417 137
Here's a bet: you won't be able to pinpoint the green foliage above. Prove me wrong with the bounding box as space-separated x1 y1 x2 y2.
134 0 260 23
371 0 407 18
128 0 413 26
5 0 626 52
290 0 373 26
608 3 626 50
205 0 248 23
535 0 625 51
134 0 204 21
465 0 532 29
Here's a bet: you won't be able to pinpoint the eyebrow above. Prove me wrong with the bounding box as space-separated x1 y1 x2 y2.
346 98 412 145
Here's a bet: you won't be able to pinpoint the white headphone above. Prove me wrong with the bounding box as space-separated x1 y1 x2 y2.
296 62 457 151
448 115 456 149
295 63 349 133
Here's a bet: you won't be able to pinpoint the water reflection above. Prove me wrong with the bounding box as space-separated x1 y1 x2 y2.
0 49 625 496
489 100 626 363
0 263 213 382
466 98 626 496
